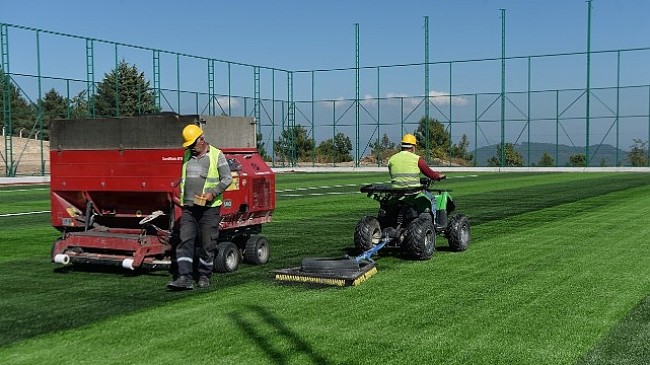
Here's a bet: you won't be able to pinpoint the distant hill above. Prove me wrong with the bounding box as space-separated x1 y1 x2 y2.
472 142 629 167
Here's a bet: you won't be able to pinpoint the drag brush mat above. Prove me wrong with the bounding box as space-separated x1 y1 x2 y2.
274 257 378 287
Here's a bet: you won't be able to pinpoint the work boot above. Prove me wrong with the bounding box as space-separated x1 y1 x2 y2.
197 276 210 288
167 275 193 291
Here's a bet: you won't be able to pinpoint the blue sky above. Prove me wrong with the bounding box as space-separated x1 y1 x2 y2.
3 0 650 150
4 0 648 73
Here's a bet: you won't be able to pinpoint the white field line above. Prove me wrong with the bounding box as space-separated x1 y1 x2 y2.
0 210 50 217
275 175 477 197
0 187 48 193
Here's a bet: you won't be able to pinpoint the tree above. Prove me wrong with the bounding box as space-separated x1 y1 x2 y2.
256 132 269 160
537 152 554 167
35 89 68 139
316 132 353 163
40 89 67 120
415 116 473 165
487 143 523 167
568 153 586 167
369 133 397 164
627 139 648 167
94 60 157 117
274 124 314 163
452 134 473 163
415 116 450 160
0 69 36 137
69 90 90 119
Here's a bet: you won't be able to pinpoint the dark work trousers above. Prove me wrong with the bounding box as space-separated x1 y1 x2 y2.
176 205 221 279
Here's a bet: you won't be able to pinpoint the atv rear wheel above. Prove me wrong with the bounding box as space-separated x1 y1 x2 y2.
214 241 240 273
354 216 382 253
446 214 470 252
403 216 435 260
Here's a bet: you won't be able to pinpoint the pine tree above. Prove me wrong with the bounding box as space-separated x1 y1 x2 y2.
94 60 157 117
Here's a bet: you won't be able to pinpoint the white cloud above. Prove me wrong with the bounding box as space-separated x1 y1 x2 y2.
214 96 240 111
384 90 469 107
361 94 377 107
427 90 469 106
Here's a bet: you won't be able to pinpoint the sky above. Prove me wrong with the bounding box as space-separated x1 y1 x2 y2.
3 0 649 79
2 0 650 149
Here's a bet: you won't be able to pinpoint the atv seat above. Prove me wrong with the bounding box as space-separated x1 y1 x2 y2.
360 184 424 197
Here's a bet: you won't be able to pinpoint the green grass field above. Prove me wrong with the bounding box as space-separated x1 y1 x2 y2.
0 172 649 365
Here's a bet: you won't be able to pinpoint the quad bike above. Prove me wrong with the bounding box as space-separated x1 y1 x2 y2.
273 177 470 287
354 177 470 260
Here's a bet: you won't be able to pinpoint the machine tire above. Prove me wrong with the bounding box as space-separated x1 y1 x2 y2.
244 235 270 265
403 216 435 260
446 214 470 252
214 241 240 273
354 216 382 253
301 257 360 274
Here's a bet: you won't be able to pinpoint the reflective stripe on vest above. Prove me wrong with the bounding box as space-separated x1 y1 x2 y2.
388 150 421 188
180 145 224 207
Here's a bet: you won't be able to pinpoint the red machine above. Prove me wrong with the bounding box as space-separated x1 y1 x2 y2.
49 114 275 272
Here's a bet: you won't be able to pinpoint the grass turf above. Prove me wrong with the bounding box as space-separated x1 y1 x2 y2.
0 172 649 364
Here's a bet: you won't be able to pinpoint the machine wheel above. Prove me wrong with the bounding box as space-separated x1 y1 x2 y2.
244 235 270 265
214 241 240 273
354 216 382 253
446 214 470 252
403 216 435 260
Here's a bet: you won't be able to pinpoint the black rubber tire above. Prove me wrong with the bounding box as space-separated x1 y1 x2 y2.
214 241 240 273
354 216 382 253
403 216 435 260
244 235 270 265
446 214 470 252
301 257 360 274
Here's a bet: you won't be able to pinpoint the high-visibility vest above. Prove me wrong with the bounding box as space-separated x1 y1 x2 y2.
388 150 421 188
180 145 224 207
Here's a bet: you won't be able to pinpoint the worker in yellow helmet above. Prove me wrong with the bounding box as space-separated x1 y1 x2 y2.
167 124 232 291
388 133 445 188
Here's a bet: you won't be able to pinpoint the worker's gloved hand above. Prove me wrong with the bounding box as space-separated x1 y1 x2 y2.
438 174 447 181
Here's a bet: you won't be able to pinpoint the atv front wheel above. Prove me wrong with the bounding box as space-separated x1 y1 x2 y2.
403 216 435 260
354 216 382 253
446 214 470 252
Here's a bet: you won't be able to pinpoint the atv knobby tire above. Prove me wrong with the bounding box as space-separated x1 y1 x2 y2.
214 241 240 273
354 216 382 253
403 216 435 260
244 234 270 265
446 214 470 252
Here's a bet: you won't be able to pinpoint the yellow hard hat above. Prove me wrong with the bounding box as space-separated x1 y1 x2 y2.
401 133 417 146
182 124 203 148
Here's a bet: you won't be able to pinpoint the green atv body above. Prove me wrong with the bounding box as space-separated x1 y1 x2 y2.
355 178 470 260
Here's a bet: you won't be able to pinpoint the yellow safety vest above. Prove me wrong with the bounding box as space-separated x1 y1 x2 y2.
388 150 421 188
180 145 224 207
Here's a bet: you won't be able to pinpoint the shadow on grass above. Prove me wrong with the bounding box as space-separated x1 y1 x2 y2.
229 305 334 365
575 293 650 365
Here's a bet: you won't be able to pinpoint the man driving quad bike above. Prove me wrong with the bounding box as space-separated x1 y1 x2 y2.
388 133 446 214
354 133 470 261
